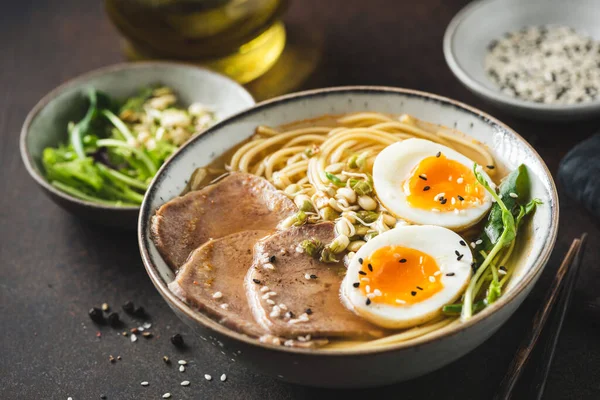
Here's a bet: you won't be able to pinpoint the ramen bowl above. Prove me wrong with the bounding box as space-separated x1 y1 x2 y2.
138 87 559 388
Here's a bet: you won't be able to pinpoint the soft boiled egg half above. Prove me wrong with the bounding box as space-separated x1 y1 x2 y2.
373 138 494 230
341 225 472 329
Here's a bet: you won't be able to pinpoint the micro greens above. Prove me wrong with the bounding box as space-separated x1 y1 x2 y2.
461 164 516 320
42 86 216 206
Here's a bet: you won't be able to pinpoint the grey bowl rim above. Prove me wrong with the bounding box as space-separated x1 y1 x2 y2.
138 85 560 357
19 61 255 212
443 0 600 114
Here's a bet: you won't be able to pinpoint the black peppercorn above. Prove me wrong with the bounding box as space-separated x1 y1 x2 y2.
133 306 146 318
88 307 104 324
107 312 121 327
122 301 135 314
170 333 184 347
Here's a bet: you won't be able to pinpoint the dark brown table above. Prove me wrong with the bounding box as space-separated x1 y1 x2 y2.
2 1 599 398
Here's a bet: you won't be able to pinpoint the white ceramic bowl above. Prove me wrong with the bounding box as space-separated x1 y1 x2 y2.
21 62 255 229
444 0 600 120
138 86 559 387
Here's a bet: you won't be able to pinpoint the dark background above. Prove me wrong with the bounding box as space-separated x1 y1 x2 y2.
1 0 599 399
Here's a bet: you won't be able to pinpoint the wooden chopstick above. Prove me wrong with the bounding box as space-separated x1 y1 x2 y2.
531 233 587 400
494 237 584 400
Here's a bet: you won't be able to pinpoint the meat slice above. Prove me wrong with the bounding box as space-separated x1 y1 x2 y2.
168 230 268 338
151 172 297 270
245 222 385 339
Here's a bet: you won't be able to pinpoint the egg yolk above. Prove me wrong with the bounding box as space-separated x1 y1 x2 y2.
360 245 443 305
404 154 485 211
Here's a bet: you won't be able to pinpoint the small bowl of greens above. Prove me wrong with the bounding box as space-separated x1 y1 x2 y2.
20 62 255 229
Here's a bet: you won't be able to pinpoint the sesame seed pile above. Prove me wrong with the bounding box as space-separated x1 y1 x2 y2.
484 25 600 104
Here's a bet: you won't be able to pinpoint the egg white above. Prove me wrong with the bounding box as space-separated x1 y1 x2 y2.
373 138 494 230
340 225 472 329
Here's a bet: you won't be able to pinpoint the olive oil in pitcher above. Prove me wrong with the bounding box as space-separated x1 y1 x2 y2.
105 0 288 83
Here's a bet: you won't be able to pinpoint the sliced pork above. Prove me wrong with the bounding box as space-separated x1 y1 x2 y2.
152 172 297 270
245 222 385 339
169 230 269 338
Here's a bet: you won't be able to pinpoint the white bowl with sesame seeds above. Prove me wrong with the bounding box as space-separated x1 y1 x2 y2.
444 0 600 120
139 86 559 387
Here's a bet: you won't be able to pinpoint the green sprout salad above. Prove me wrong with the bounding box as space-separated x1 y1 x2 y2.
42 86 216 206
442 164 542 320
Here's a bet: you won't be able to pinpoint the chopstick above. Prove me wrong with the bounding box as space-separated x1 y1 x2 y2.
530 233 587 400
494 236 586 400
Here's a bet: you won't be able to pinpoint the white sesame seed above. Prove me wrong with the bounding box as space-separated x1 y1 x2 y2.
179 365 185 372
220 374 227 382
212 291 223 299
361 277 370 282
141 381 149 386
366 293 375 299
373 289 382 296
130 334 137 342
261 293 273 300
142 322 152 329
457 177 464 184
395 299 406 304
279 303 287 310
476 239 483 245
260 286 270 292
263 263 275 270
162 394 171 399
509 192 518 198
205 374 213 381
299 313 309 321
448 175 453 181
434 271 442 276
220 303 229 310
499 269 507 275
270 308 281 318
470 242 476 248
304 273 311 280
178 360 187 365
429 276 436 283
365 285 371 293
419 256 424 264
272 337 281 345
451 197 456 205
297 335 307 342
181 380 190 386
68 398 73 400
267 291 277 296
431 208 440 213
266 299 275 305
